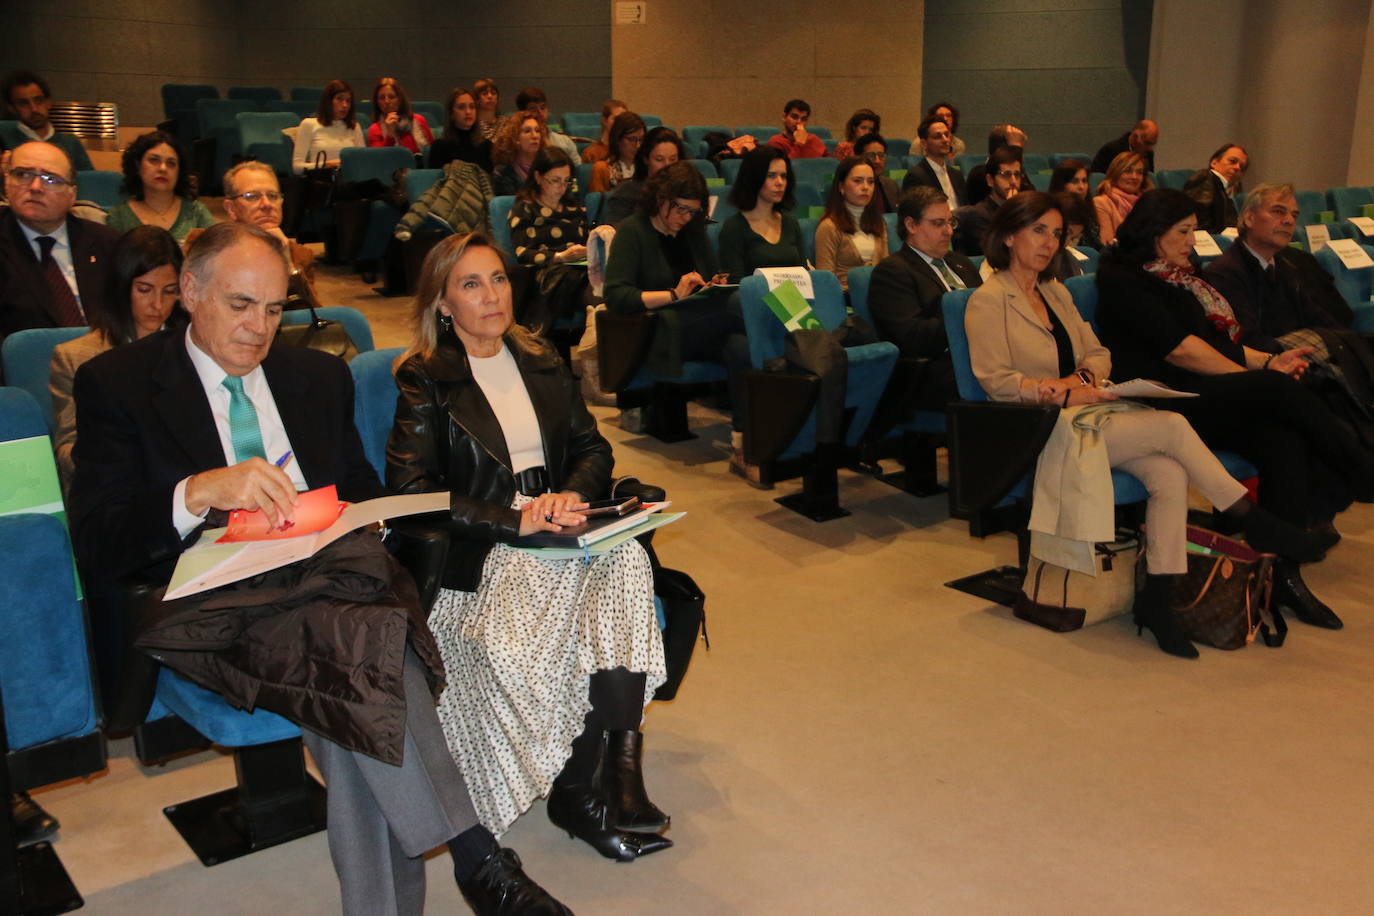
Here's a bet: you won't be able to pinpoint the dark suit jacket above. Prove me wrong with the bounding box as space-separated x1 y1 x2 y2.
68 326 384 584
0 209 119 341
1183 170 1236 233
869 246 981 360
1202 241 1352 350
953 197 1002 256
1090 132 1154 175
901 158 969 208
876 175 901 213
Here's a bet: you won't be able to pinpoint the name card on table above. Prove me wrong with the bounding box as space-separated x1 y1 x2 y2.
1192 230 1223 256
1305 223 1331 254
754 266 814 299
1347 216 1374 238
1327 238 1374 270
1219 226 1240 240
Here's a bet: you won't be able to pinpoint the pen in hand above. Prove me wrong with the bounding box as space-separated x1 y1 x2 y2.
274 450 294 469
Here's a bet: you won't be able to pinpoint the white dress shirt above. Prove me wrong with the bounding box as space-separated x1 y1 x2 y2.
925 157 957 204
171 330 307 537
17 219 81 307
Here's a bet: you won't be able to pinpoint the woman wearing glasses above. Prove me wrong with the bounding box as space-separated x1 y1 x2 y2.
105 130 216 243
509 148 590 329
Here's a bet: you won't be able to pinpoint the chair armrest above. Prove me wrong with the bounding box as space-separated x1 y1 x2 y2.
597 310 658 392
947 400 1058 517
612 476 667 503
866 355 930 443
104 577 164 734
744 368 820 465
387 518 451 614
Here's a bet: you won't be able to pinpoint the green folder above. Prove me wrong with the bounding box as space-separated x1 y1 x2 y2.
888 169 908 182
0 435 81 598
705 177 725 188
1319 210 1335 224
761 280 822 331
1363 203 1374 219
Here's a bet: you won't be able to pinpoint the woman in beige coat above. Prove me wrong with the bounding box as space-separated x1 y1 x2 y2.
965 192 1332 658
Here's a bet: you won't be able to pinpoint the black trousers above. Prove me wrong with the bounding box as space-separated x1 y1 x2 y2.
1156 369 1374 525
667 294 750 432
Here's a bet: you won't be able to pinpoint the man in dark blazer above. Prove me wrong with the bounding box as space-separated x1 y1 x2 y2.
869 186 983 409
67 222 571 916
902 115 968 207
1090 118 1158 175
1184 142 1248 233
0 141 118 341
953 146 1024 256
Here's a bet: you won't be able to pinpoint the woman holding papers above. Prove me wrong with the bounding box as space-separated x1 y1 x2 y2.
966 192 1334 658
1097 189 1374 631
508 147 590 329
387 231 672 862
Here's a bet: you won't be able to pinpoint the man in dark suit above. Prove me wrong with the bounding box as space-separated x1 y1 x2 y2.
869 186 982 409
1184 142 1248 233
0 70 94 171
963 124 1034 206
902 115 968 207
67 222 570 916
953 146 1024 256
856 134 901 213
1090 118 1158 175
0 141 118 341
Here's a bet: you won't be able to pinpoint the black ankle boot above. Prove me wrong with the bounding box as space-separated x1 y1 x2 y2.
457 847 574 915
1235 503 1335 562
1133 574 1199 659
546 782 673 862
603 730 669 830
1273 561 1343 629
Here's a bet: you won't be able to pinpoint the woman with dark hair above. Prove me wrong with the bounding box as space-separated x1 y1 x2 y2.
386 231 670 867
856 133 901 213
1097 188 1374 630
367 77 433 155
587 111 645 192
1048 157 1101 249
1093 151 1153 244
104 131 215 242
510 147 590 328
815 156 887 290
602 126 685 226
491 111 545 196
832 108 881 161
292 79 365 174
1047 191 1093 281
968 191 1334 657
604 161 750 455
473 78 501 141
718 146 803 282
579 99 627 164
925 101 965 157
49 225 186 489
427 87 493 172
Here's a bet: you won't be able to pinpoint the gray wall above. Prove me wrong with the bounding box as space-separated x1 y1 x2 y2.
0 0 611 127
923 0 1153 159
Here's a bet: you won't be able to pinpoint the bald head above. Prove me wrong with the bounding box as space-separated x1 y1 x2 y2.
5 141 77 233
1130 120 1159 155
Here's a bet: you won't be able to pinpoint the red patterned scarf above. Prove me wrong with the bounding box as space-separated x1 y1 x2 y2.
1143 258 1242 342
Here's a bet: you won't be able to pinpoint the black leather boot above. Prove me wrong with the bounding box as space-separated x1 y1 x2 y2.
1133 574 1199 659
458 847 574 915
1273 560 1343 629
12 791 59 847
1230 501 1336 562
546 782 673 862
603 730 670 830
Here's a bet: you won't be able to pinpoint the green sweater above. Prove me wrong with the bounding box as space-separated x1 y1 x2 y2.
105 199 217 243
717 211 804 282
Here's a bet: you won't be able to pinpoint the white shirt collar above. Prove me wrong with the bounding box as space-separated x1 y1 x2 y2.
1242 241 1276 270
17 218 70 252
17 121 55 142
1211 168 1231 191
924 156 948 173
184 327 268 395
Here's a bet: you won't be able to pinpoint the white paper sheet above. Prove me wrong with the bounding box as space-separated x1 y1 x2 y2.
1068 246 1089 262
1192 231 1223 256
1327 238 1374 270
1305 223 1331 254
754 266 814 299
1103 378 1199 399
1348 216 1374 238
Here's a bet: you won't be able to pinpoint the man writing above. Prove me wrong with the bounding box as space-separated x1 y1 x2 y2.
767 99 825 159
0 141 117 340
902 115 968 207
67 222 570 916
0 70 94 171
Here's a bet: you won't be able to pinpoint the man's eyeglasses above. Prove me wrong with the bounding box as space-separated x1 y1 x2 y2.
668 201 704 218
863 151 888 162
922 217 959 230
228 190 284 203
994 170 1023 180
6 167 74 189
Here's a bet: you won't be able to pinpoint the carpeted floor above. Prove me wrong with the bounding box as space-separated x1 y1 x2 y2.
31 256 1374 914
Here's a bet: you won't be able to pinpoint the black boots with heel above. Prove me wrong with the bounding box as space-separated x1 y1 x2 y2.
1133 573 1199 659
603 730 670 830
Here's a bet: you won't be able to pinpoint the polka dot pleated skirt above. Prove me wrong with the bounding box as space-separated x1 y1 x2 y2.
428 534 666 835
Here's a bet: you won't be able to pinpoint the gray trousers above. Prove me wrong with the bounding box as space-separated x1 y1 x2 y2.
302 649 480 916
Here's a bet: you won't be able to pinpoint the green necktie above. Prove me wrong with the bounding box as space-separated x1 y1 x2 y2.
223 375 267 463
935 258 965 290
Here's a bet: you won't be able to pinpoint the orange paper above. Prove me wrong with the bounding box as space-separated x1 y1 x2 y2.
218 485 348 542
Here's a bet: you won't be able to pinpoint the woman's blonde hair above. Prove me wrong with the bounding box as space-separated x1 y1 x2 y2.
1098 151 1154 196
403 231 550 363
491 111 544 166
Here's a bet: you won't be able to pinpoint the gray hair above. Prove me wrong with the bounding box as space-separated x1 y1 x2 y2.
182 221 286 288
1239 182 1297 239
222 160 278 198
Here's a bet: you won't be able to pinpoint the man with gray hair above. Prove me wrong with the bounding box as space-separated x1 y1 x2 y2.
68 221 572 916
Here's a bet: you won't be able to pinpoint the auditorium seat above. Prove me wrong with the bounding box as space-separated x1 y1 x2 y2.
227 86 282 106
236 111 297 176
0 327 88 433
74 169 124 211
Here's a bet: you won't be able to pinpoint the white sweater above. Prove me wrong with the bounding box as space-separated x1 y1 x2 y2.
292 118 366 174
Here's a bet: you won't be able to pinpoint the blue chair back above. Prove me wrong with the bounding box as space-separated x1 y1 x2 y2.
797 217 819 264
1295 190 1327 226
640 115 664 130
847 265 875 324
791 158 836 189
939 288 985 401
1328 186 1374 220
807 126 832 140
792 184 824 211
584 191 604 225
75 169 124 209
339 146 414 185
405 168 443 202
1065 274 1100 327
1314 244 1374 312
956 153 984 175
561 113 602 139
1049 153 1091 168
1153 168 1193 190
279 306 376 353
1022 153 1049 173
291 86 323 102
1088 172 1106 192
264 99 319 119
489 196 516 256
236 111 297 151
228 86 282 105
686 159 718 180
161 83 218 116
683 126 730 146
195 98 255 136
1 327 89 434
883 213 901 253
349 347 406 480
576 162 595 196
886 138 911 158
355 100 375 126
719 159 743 185
412 102 444 136
735 125 780 140
709 186 738 225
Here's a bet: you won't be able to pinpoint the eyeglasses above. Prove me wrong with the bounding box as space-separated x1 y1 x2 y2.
922 217 959 230
668 201 704 218
862 151 888 161
540 175 572 186
6 167 74 188
994 170 1023 180
229 190 284 203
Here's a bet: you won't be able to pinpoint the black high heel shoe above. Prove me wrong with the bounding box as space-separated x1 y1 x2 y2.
1134 574 1199 659
603 730 670 830
1273 561 1343 629
546 783 673 862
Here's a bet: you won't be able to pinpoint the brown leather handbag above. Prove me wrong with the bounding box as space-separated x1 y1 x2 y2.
1163 525 1285 649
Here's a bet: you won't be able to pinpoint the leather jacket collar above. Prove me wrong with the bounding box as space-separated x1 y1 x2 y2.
421 331 563 382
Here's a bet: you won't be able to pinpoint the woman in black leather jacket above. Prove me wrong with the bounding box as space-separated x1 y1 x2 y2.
385 231 672 863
